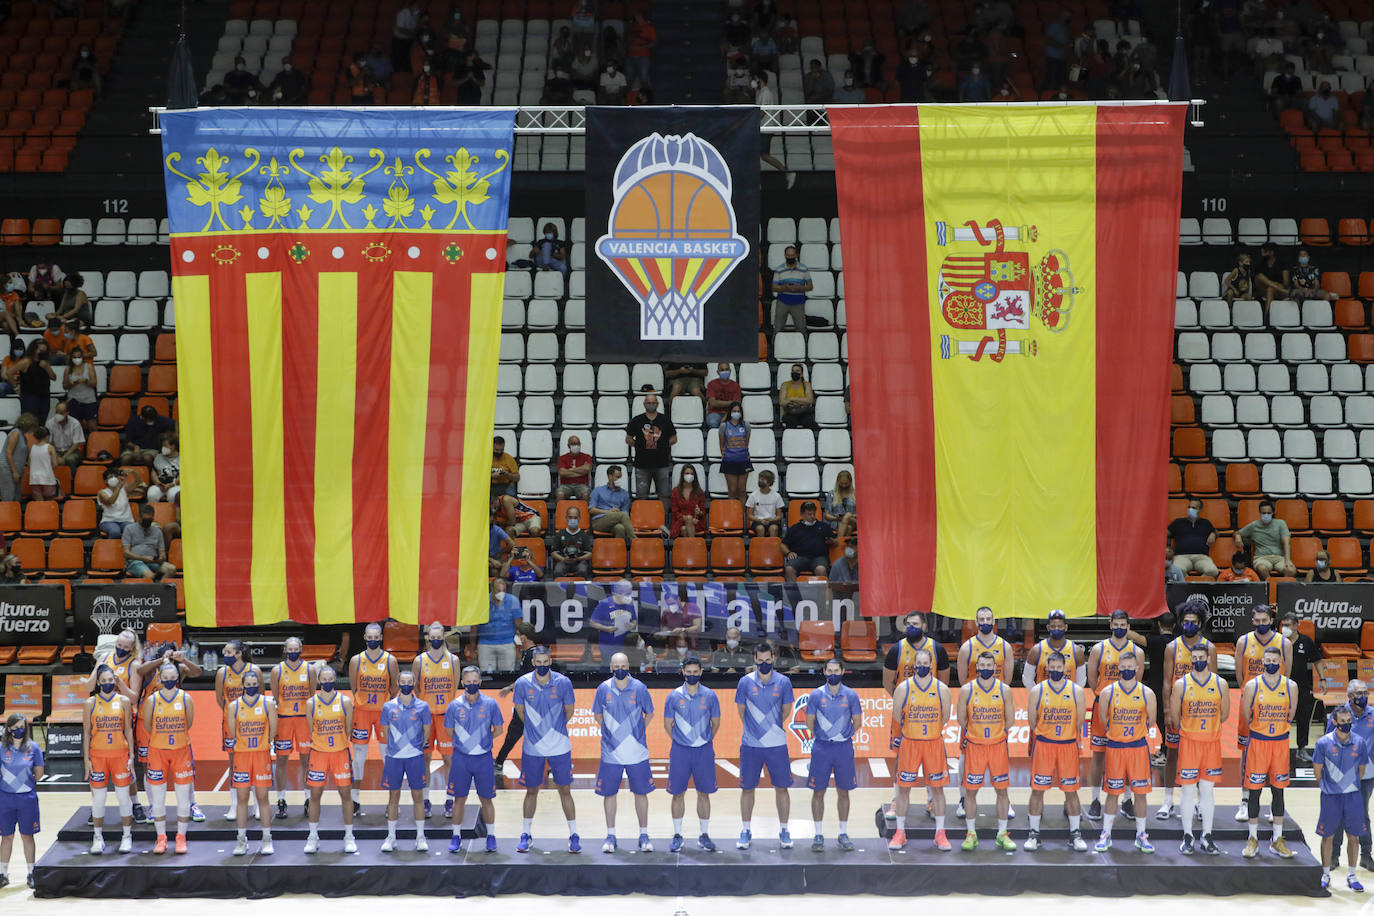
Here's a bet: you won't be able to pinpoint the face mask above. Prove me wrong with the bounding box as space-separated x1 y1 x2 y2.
99 682 116 695
106 477 119 488
161 445 173 456
399 683 414 695
613 668 630 681
730 411 742 421
1048 627 1066 639
1317 560 1328 570
685 673 700 685
791 371 802 380
365 638 382 650
71 355 83 365
1048 669 1065 682
1181 622 1200 637
645 403 657 414
162 678 178 690
1338 721 1354 734
978 622 994 635
319 680 336 693
802 517 815 526
465 683 480 695
1187 507 1198 520
569 444 580 454
140 518 153 529
1192 656 1209 673
756 661 773 675
905 625 923 643
535 664 551 676
1260 513 1273 523
243 684 260 698
1118 668 1136 682
9 726 24 738
844 78 854 87
683 474 695 483
1281 626 1294 639
567 517 580 530
719 370 731 380
845 547 857 560
114 646 130 659
914 664 931 678
908 55 918 63
676 645 688 657
1111 626 1128 639
545 232 554 240
977 667 995 681
726 639 739 649
1257 661 1280 677
1354 696 1369 711
971 67 980 75
285 650 301 662
430 637 445 649
1299 256 1310 265
1254 623 1271 636
826 673 843 686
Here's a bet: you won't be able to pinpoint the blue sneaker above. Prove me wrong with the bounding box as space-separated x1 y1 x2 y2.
190 804 206 823
516 833 532 853
1134 833 1155 854
423 800 432 819
485 835 497 853
1322 873 1331 890
1095 833 1112 853
602 835 617 853
1350 875 1366 893
444 798 454 819
837 833 855 851
737 829 752 849
669 834 685 853
698 834 717 852
779 827 793 849
448 835 463 854
638 834 653 853
568 833 581 854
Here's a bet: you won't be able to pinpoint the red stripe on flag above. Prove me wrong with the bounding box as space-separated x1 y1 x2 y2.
830 106 937 614
280 251 320 624
350 256 395 621
1094 105 1186 618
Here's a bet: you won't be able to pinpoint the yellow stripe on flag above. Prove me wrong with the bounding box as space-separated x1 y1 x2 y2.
922 104 1098 617
173 274 217 627
314 273 358 624
456 272 504 625
244 273 288 622
388 272 433 625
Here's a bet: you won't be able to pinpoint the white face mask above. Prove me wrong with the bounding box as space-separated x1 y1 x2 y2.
71 356 82 365
683 474 695 483
161 445 173 456
1281 626 1294 638
676 646 688 656
106 476 119 488
567 517 580 530
726 639 739 649
730 411 742 421
569 444 580 455
1260 513 1273 523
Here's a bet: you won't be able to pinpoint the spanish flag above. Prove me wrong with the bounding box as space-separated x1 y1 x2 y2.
831 104 1185 619
159 109 515 627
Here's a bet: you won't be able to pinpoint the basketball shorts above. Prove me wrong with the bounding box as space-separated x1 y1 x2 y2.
595 759 655 797
962 741 1010 790
807 739 857 792
146 746 195 786
896 737 950 788
1090 700 1109 748
519 751 574 789
1244 736 1291 789
0 792 39 836
274 716 310 754
380 754 426 791
739 744 792 790
231 750 273 788
306 748 354 788
89 750 132 789
1177 735 1223 786
1103 743 1151 795
1165 727 1181 749
135 718 150 761
425 715 453 756
1318 791 1366 838
667 743 717 795
352 707 386 744
450 751 498 799
1030 737 1080 790
1236 717 1250 747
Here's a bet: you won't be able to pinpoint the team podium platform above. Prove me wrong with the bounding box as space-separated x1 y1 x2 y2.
33 803 1324 899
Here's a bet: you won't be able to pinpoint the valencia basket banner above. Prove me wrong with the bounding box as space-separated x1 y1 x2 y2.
160 108 515 628
831 104 1185 619
585 107 760 362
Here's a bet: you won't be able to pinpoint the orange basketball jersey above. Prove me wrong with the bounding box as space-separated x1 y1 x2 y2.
310 694 348 752
1094 638 1139 690
1104 681 1148 744
962 634 1011 680
232 695 271 753
1179 672 1222 738
1169 636 1209 683
418 650 457 714
1035 682 1078 741
966 680 1008 745
222 660 251 704
1249 675 1293 740
1034 639 1077 682
354 650 393 711
894 677 946 741
1239 631 1283 683
148 689 190 750
273 660 311 717
91 694 130 753
895 636 939 682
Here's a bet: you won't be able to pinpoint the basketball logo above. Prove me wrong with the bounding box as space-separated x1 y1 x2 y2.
596 132 748 340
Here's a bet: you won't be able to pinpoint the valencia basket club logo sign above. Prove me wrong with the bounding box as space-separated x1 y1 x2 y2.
596 132 748 341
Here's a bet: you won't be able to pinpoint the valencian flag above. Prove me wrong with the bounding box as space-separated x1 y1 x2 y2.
159 108 515 627
831 104 1185 620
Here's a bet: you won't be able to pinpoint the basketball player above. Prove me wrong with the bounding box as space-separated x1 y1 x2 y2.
215 639 261 823
414 621 460 819
957 607 1014 684
1025 651 1088 852
805 658 861 852
226 668 277 856
139 662 195 854
1315 705 1367 892
1085 610 1144 822
663 654 720 853
86 629 140 696
593 652 655 853
1239 645 1297 859
130 643 202 824
882 611 949 822
1231 605 1290 823
446 666 503 854
1023 610 1087 688
1160 600 1216 819
349 622 398 814
269 636 314 820
888 647 953 851
957 650 1015 851
303 667 355 853
1171 641 1228 855
1094 652 1155 853
512 645 580 853
379 668 430 854
84 665 134 854
736 641 795 850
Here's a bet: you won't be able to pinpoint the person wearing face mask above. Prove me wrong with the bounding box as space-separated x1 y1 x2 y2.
90 628 141 697
1025 652 1089 852
413 621 460 819
128 644 201 827
592 652 656 853
84 665 136 855
490 434 520 499
1094 653 1157 853
121 503 176 580
1024 610 1086 689
501 544 545 584
956 605 1013 686
477 578 523 673
1217 550 1260 582
781 500 835 582
956 650 1016 851
0 713 43 888
1234 500 1296 579
669 463 707 538
147 434 181 504
590 579 641 657
512 644 581 853
61 345 98 430
1222 250 1255 306
1305 549 1342 583
555 434 593 500
745 469 785 538
95 466 137 538
1232 606 1292 810
444 666 503 854
704 363 741 430
735 642 795 849
887 646 952 850
779 362 816 428
657 589 703 647
1314 705 1369 892
804 659 862 852
598 60 628 104
1085 610 1145 821
1289 247 1342 302
833 68 865 103
303 668 357 854
1160 601 1214 818
1327 680 1374 871
551 506 593 578
958 62 991 100
215 639 261 824
1170 640 1230 856
529 221 569 279
1282 613 1319 765
772 246 813 336
348 621 399 809
1307 79 1342 130
1239 646 1297 860
14 339 53 424
714 402 752 503
663 654 720 852
378 669 431 854
1253 241 1293 309
410 55 441 104
45 398 86 472
269 637 315 820
139 662 197 855
268 56 307 104
1167 498 1218 578
121 404 175 468
625 394 677 512
711 626 751 673
226 669 278 856
822 469 857 542
828 536 860 596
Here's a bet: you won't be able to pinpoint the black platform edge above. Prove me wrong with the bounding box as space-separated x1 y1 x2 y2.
58 806 486 841
33 836 1327 899
873 806 1309 844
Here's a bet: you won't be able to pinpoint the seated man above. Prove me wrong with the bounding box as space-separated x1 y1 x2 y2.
120 405 176 467
1233 501 1296 579
530 223 569 278
501 544 544 583
1217 551 1260 582
495 494 542 539
1253 243 1291 308
550 506 593 578
1269 62 1302 112
1307 81 1341 131
665 363 708 403
781 500 835 582
710 627 751 673
1290 249 1341 302
490 435 519 498
488 519 512 575
554 435 593 500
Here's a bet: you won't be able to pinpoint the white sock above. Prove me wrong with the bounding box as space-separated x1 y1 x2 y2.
672 818 683 834
1180 785 1197 837
742 820 751 832
277 791 286 804
262 829 271 840
1248 822 1258 839
386 819 397 839
154 818 166 835
1068 815 1080 831
351 788 359 803
997 818 1007 834
1091 787 1100 802
1163 788 1174 806
177 820 187 836
965 818 977 833
838 821 847 834
567 819 578 835
308 821 319 837
779 820 788 834
934 815 944 830
700 819 709 834
0 865 7 877
1136 817 1146 836
813 821 823 835
122 825 132 838
606 830 616 839
344 825 354 839
452 823 462 837
1103 813 1115 832
1200 783 1215 836
1324 865 1332 876
237 828 246 840
1273 822 1283 840
1029 814 1041 831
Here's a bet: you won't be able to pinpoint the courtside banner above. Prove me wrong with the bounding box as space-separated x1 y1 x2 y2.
1165 581 1269 640
831 104 1185 619
0 583 65 645
585 107 760 362
160 108 515 628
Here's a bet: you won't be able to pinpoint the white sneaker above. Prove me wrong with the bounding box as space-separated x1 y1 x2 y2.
232 837 249 856
1007 805 1016 820
118 834 132 853
956 799 967 818
344 836 358 855
1234 806 1249 822
415 835 429 852
304 835 319 854
381 835 396 853
90 834 105 855
223 806 237 821
260 838 275 856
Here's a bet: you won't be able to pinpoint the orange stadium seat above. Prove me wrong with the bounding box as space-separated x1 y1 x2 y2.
749 537 785 575
72 465 105 496
153 333 176 363
629 499 665 535
1312 499 1349 533
1169 463 1183 495
628 538 665 576
0 501 20 537
1224 463 1259 495
841 619 877 663
1339 218 1370 245
1301 217 1332 245
85 431 119 464
1356 500 1374 534
47 674 89 723
1172 427 1206 460
1290 536 1321 570
106 364 141 396
592 537 627 578
671 537 707 578
29 218 59 245
89 538 124 576
1201 498 1233 532
0 218 30 245
1323 272 1353 298
1361 272 1374 299
1336 299 1366 328
798 620 835 662
22 500 58 535
709 536 746 574
512 537 545 567
382 619 418 663
1184 463 1219 494
145 364 177 395
44 538 84 577
9 537 43 572
96 397 130 430
1329 537 1367 577
1171 395 1195 425
1277 498 1312 533
2 675 42 718
707 499 744 534
1350 334 1374 364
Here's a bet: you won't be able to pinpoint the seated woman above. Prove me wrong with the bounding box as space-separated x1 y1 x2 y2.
823 469 857 541
668 463 707 538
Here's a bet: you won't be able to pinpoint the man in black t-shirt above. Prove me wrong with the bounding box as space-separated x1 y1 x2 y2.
493 622 541 782
1281 612 1319 761
625 392 677 512
781 501 835 582
1143 612 1174 763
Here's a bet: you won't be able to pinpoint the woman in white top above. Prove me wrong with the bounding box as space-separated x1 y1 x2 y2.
26 426 58 501
62 345 99 432
98 471 136 538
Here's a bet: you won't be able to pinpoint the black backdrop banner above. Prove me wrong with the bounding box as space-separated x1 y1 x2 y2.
585 106 760 362
72 583 178 646
0 584 66 645
1275 581 1374 643
1165 581 1269 640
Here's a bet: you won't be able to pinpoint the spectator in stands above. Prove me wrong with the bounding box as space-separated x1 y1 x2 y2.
25 426 57 501
1307 80 1341 131
669 464 707 538
364 42 394 86
501 544 545 583
804 58 835 103
222 57 261 105
0 338 18 396
555 435 593 500
97 469 136 538
1306 24 1337 75
477 578 522 673
717 400 751 503
269 59 308 105
665 363 707 403
658 587 703 647
751 31 779 73
41 317 64 358
1167 498 1218 577
849 39 885 88
0 413 34 503
412 59 441 105
705 364 741 430
551 26 575 70
746 469 785 538
147 435 180 505
724 56 753 103
70 44 102 96
1290 249 1341 302
0 277 22 339
1165 547 1185 583
711 626 751 673
393 0 422 73
489 519 512 574
752 71 778 107
452 50 488 105
1304 549 1341 583
52 317 93 366
26 262 63 302
625 10 656 93
120 405 174 468
1043 9 1071 91
589 579 639 656
823 470 857 542
896 48 931 102
348 53 377 105
626 393 677 511
122 503 176 581
491 435 519 498
958 63 992 101
61 345 97 431
1217 551 1260 582
1234 501 1296 578
781 500 835 582
598 61 628 104
833 70 866 103
550 506 593 578
772 245 812 335
1123 58 1159 98
724 10 750 51
14 339 53 423
1254 242 1292 308
45 400 84 473
52 273 90 326
542 67 575 105
1283 613 1319 766
571 46 600 90
495 493 542 539
1222 250 1254 305
530 223 569 278
773 13 798 53
779 363 815 428
1269 62 1302 113
590 464 635 544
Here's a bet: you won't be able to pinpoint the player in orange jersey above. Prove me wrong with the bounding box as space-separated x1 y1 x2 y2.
304 666 356 855
956 650 1016 851
215 639 261 823
1239 645 1298 860
139 662 196 854
1160 600 1216 819
269 636 315 820
129 641 202 825
1084 609 1144 822
887 647 953 851
882 611 950 824
349 622 399 815
1231 605 1290 823
227 668 277 857
84 665 135 854
1171 643 1229 855
1025 652 1088 852
413 621 460 819
1094 653 1157 853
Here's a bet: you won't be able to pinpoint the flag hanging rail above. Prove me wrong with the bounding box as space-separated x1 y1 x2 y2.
148 100 1204 135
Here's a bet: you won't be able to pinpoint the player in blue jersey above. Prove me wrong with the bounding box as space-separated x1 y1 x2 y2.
806 658 863 852
663 654 721 852
736 641 795 850
593 652 656 853
378 669 431 854
1315 705 1369 892
512 645 580 853
445 666 504 854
